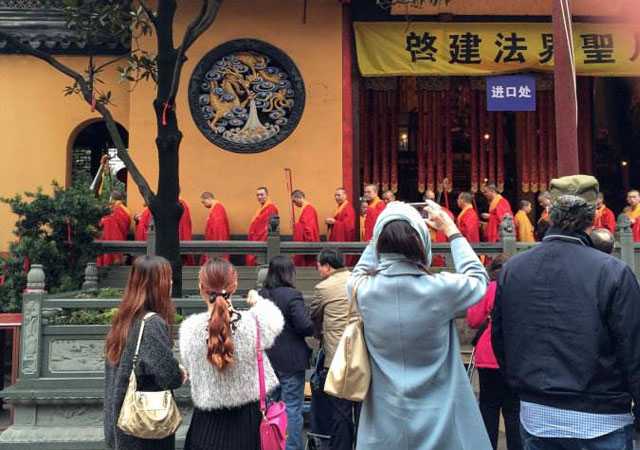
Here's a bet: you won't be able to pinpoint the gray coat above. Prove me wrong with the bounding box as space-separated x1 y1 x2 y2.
104 314 183 450
347 202 492 450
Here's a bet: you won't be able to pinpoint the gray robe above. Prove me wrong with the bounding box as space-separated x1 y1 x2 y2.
347 202 492 450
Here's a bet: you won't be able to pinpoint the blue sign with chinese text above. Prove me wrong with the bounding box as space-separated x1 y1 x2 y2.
486 75 536 111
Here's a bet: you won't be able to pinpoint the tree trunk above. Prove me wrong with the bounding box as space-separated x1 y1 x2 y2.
153 0 183 296
151 97 183 296
151 201 182 296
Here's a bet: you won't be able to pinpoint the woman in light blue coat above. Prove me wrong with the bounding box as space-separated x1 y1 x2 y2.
348 200 492 450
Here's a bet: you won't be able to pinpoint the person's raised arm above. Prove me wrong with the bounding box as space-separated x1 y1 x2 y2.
247 290 285 349
425 200 488 314
346 243 378 298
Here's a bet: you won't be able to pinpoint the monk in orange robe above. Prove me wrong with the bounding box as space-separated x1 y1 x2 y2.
594 192 616 233
246 187 279 266
326 187 357 265
424 189 454 267
134 205 152 241
624 190 640 241
178 198 196 266
514 200 535 243
200 191 230 264
97 190 132 267
363 184 386 241
481 184 513 242
456 192 480 243
291 190 320 266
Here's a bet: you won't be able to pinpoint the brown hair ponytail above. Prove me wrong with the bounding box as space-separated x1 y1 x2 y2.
207 293 235 370
199 258 238 371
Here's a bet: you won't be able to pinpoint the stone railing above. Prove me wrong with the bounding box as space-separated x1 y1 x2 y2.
92 212 640 290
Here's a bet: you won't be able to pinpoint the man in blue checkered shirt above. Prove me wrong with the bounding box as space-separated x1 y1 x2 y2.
492 175 640 450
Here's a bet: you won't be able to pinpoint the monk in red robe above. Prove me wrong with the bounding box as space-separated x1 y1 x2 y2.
424 189 454 267
179 198 196 266
363 184 386 241
481 184 513 242
456 192 480 242
134 205 152 241
594 192 616 233
200 191 230 264
246 187 279 266
624 190 640 241
97 190 132 267
291 190 320 266
326 187 357 265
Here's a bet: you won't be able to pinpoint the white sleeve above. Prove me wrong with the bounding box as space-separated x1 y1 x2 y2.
250 297 284 350
178 315 196 371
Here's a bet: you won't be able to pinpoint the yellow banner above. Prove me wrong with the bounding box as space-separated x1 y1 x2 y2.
354 22 640 77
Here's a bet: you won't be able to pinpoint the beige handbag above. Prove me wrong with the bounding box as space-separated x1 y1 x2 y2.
117 312 182 439
324 276 371 402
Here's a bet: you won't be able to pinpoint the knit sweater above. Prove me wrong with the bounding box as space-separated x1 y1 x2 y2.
104 313 183 450
179 296 284 410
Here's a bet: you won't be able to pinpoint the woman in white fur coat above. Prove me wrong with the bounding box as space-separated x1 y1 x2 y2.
179 258 284 450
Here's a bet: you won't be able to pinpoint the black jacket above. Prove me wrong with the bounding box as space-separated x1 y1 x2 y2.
492 228 640 430
260 286 314 373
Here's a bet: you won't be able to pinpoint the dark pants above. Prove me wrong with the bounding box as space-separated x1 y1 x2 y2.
520 424 634 450
478 368 522 450
327 395 361 450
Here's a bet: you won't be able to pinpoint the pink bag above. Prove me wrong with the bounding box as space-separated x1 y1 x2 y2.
254 315 287 450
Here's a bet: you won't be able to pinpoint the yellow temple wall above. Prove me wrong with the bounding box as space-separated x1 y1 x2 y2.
0 56 130 250
0 0 343 251
127 0 344 236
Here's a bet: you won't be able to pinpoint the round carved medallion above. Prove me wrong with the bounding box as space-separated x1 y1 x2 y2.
188 39 305 153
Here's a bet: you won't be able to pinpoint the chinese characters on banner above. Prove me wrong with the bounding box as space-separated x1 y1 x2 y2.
486 75 536 111
354 22 640 77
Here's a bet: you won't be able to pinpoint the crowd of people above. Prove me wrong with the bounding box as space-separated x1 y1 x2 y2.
96 182 640 270
103 174 640 450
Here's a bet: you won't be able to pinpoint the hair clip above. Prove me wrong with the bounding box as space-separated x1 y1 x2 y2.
209 289 231 303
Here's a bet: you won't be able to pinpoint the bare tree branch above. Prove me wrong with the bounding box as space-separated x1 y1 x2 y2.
138 0 158 28
0 31 85 84
0 30 155 204
167 0 222 102
94 53 132 73
181 0 209 51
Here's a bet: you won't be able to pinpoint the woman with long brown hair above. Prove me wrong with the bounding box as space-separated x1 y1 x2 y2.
180 257 284 450
104 255 186 450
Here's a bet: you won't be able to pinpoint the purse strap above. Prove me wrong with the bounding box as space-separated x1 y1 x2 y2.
132 312 156 368
345 275 368 325
253 314 267 414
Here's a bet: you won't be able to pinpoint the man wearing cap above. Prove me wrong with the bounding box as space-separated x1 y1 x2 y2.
492 175 640 449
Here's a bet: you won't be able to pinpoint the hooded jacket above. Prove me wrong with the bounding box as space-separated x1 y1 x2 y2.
347 202 491 450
